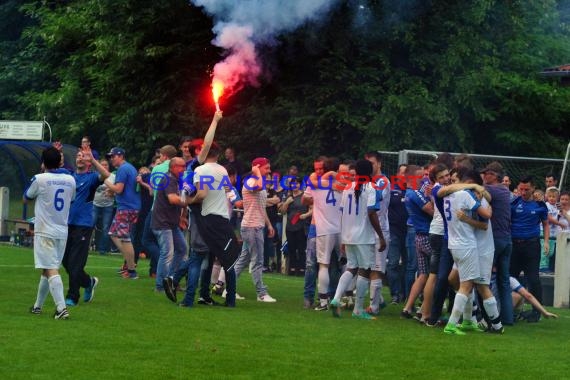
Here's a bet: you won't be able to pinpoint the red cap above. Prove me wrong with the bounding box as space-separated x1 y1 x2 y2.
252 157 270 167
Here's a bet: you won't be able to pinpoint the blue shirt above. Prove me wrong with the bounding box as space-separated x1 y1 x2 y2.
405 188 432 234
510 197 547 239
115 162 140 211
485 184 511 239
68 171 101 227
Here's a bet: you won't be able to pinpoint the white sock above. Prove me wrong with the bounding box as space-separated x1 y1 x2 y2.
463 292 473 323
211 262 221 284
333 271 354 302
318 266 330 305
34 275 49 309
369 279 382 313
354 275 370 314
449 293 468 326
483 296 503 329
48 274 66 312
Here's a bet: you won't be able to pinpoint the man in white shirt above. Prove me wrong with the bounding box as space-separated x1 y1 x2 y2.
25 147 76 320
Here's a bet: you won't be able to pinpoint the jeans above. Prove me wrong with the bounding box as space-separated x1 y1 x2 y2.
405 226 417 298
180 249 208 306
142 214 159 276
92 205 113 253
492 237 513 324
303 235 317 301
153 227 188 290
263 224 276 268
235 226 268 296
387 232 406 299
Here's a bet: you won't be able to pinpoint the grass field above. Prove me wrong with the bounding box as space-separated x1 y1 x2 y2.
1 244 569 379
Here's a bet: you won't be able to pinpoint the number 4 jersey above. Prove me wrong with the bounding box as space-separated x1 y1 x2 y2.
24 171 76 239
309 187 342 237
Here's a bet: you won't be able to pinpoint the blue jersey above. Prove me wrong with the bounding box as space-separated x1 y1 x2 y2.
511 197 547 239
405 188 432 233
68 171 101 227
115 162 140 211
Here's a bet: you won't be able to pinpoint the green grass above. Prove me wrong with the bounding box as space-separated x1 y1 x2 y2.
1 244 569 379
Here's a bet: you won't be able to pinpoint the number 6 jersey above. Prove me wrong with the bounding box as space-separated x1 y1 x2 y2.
24 171 76 239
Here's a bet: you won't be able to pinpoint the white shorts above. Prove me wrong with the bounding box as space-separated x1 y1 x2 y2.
34 235 67 269
345 244 375 270
372 233 390 273
450 247 480 282
476 251 494 285
316 233 341 265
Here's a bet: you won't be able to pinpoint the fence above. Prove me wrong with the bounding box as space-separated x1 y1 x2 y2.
378 149 570 191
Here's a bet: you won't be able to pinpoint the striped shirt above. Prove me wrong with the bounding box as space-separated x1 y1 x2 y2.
241 178 267 228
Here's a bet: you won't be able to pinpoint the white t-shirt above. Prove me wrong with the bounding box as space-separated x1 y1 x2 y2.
24 171 76 239
340 182 381 244
429 183 445 236
374 176 390 233
475 198 495 255
194 163 231 219
311 187 342 236
546 202 561 237
445 190 480 250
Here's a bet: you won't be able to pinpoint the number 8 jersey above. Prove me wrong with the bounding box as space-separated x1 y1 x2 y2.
24 171 76 239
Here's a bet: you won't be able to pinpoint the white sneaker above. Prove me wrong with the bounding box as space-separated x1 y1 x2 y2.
257 294 277 303
222 289 245 300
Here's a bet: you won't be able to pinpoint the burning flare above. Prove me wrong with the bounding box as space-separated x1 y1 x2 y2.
212 78 224 111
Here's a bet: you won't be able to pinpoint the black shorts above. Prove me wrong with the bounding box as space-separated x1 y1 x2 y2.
196 214 240 271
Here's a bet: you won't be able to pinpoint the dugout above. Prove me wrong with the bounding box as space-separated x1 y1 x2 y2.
0 141 78 240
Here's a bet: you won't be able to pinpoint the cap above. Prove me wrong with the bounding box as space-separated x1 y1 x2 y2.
480 161 503 176
252 157 270 167
105 147 125 158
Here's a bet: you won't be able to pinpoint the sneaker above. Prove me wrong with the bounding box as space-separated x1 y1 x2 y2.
390 296 400 305
163 277 177 303
257 294 277 303
525 311 541 323
351 311 377 320
487 325 505 334
197 297 219 306
443 323 466 335
458 320 485 332
117 263 128 275
314 303 329 311
123 271 139 280
213 282 224 296
54 308 70 320
400 309 414 319
178 302 192 308
221 289 245 300
425 319 444 328
65 298 77 307
303 298 314 309
29 306 42 314
330 299 342 318
413 311 423 322
365 306 379 316
84 277 99 303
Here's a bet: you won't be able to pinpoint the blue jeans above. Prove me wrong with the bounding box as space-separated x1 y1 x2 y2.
181 249 207 306
304 235 317 301
235 227 268 297
387 233 406 299
142 214 159 276
92 205 113 253
494 236 513 324
405 226 417 298
153 227 188 290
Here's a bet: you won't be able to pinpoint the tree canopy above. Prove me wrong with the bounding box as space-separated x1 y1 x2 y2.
1 0 569 171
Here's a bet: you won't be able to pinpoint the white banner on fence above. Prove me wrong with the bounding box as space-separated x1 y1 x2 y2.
0 120 43 141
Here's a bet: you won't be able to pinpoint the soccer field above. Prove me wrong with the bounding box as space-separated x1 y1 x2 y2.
1 245 569 379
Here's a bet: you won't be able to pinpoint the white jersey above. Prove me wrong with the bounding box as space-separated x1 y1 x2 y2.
24 171 76 239
444 190 480 250
311 187 341 236
475 198 495 255
546 202 561 237
340 182 381 244
375 176 390 233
